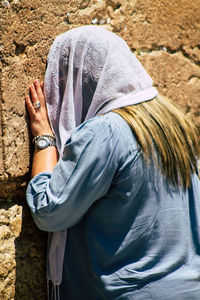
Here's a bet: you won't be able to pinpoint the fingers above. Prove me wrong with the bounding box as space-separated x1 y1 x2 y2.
40 81 44 92
29 80 45 106
33 80 45 105
25 95 37 118
25 80 53 137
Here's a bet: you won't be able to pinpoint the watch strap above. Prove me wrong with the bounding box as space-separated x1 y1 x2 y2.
32 134 56 144
33 135 56 149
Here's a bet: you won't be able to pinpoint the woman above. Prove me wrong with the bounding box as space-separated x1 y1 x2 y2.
25 26 200 300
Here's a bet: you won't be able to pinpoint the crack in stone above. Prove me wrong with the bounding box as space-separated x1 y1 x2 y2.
132 45 200 67
0 176 28 200
188 75 200 81
0 70 6 179
181 48 200 67
13 41 27 56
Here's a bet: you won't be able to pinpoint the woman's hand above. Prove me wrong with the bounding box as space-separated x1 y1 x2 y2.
25 80 53 137
25 80 59 177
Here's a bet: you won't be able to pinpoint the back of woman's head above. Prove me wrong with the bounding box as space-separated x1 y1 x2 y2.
44 26 157 152
113 95 199 189
44 25 199 188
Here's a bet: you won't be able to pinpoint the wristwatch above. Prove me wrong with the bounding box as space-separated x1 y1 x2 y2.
34 135 56 150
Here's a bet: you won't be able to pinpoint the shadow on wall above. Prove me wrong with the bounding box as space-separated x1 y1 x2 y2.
14 203 47 300
12 88 47 299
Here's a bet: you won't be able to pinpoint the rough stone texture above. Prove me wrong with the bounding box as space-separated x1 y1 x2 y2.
0 0 199 299
0 202 46 300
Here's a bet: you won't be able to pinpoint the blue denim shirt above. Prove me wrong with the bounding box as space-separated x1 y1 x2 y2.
26 112 200 299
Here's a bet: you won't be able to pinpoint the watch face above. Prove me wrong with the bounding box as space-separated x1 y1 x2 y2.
37 137 49 149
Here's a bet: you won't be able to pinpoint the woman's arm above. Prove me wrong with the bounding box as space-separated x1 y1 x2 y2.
31 147 59 178
25 80 59 177
26 114 126 231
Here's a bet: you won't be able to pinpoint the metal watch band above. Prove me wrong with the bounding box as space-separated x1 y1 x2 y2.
32 134 56 144
34 135 56 150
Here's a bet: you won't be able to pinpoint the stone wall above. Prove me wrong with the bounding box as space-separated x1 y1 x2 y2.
0 0 199 299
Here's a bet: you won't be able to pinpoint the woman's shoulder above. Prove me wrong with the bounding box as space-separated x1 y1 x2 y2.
79 112 135 139
73 112 139 154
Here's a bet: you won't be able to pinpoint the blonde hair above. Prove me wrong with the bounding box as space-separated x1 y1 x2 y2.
113 95 199 189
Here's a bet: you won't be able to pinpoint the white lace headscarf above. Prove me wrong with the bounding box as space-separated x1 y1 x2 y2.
44 25 158 295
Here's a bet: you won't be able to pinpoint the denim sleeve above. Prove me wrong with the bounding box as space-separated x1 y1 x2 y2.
26 115 122 231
